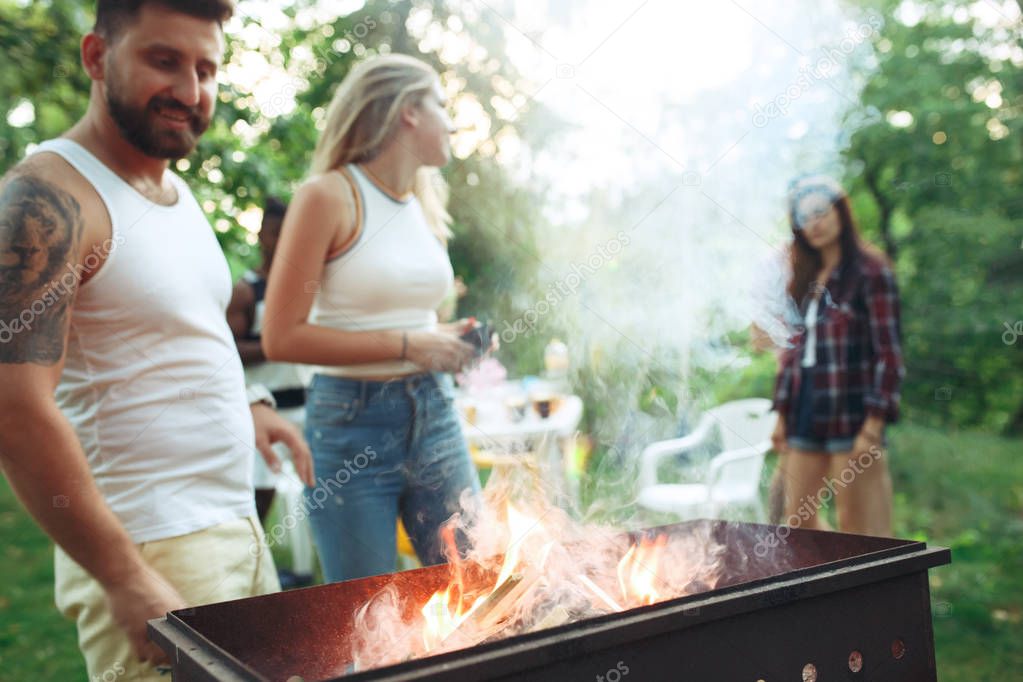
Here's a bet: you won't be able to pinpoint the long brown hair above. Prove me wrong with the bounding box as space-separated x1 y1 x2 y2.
786 181 888 307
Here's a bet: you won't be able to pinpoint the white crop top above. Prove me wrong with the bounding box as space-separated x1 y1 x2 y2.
802 295 820 368
309 165 454 378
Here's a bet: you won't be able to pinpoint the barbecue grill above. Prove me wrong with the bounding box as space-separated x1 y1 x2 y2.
149 520 950 681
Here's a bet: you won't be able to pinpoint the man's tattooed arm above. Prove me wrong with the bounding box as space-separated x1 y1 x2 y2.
0 174 84 365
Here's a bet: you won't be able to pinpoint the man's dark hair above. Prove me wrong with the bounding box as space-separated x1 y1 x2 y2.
263 197 288 223
94 1 235 40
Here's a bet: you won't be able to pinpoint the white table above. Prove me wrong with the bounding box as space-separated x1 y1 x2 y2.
456 384 584 506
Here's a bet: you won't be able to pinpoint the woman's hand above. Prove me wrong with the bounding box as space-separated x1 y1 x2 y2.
436 318 475 336
771 414 787 453
853 416 885 456
436 317 499 355
405 329 476 373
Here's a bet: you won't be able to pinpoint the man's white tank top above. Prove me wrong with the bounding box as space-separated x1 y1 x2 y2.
30 139 256 543
309 164 454 378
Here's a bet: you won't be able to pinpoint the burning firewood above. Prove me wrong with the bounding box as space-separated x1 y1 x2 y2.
576 573 624 612
529 604 572 632
351 485 728 670
463 572 525 628
441 570 542 649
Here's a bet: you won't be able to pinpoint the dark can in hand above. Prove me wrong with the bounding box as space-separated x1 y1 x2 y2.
459 321 492 357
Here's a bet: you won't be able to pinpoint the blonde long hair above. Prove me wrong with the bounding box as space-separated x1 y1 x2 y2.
310 54 452 241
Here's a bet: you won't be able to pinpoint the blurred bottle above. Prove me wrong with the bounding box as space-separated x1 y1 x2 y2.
543 338 570 385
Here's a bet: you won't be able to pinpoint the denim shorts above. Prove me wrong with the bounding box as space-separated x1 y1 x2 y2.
786 366 857 454
303 372 480 583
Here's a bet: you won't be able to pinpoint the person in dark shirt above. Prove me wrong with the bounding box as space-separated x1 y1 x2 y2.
771 175 904 536
227 198 306 522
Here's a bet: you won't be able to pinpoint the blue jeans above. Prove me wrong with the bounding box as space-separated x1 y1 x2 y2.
303 372 480 583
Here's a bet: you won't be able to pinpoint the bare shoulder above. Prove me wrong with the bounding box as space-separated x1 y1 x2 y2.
0 156 86 261
0 158 86 365
4 152 88 197
229 276 255 307
298 172 354 213
290 173 357 246
1 156 83 216
5 151 109 236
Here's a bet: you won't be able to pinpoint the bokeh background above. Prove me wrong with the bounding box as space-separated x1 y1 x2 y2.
1 0 1020 678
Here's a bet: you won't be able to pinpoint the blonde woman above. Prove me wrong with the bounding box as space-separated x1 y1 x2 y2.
262 55 481 582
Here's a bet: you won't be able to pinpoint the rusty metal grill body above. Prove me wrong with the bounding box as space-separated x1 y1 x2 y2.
149 521 950 681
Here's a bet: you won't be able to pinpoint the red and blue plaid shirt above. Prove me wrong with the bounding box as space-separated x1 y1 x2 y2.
772 255 905 439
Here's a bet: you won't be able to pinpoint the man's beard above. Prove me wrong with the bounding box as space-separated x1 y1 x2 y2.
105 70 210 160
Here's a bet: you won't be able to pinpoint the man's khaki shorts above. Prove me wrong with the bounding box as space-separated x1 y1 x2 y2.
55 516 280 681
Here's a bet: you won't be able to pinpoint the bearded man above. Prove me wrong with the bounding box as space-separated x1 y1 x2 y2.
0 2 313 679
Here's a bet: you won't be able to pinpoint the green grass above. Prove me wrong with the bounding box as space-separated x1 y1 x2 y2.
1 420 1020 680
0 488 82 681
888 423 1023 679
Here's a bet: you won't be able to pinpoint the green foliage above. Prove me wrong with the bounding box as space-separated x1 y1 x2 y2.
0 1 91 166
447 154 546 377
707 346 780 406
895 207 1023 431
0 0 550 372
844 0 1023 433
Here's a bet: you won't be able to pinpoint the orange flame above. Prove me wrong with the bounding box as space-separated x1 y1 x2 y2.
616 535 668 607
420 510 672 652
420 583 487 650
420 503 540 652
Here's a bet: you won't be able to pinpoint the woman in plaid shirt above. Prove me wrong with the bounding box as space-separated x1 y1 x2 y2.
771 175 904 537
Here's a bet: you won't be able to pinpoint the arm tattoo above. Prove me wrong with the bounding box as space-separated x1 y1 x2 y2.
0 174 84 365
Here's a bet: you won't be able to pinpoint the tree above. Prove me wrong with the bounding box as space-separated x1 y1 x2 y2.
0 0 553 375
843 0 1023 432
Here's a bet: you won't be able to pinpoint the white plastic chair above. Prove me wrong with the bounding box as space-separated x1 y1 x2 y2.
274 462 316 576
637 398 774 521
